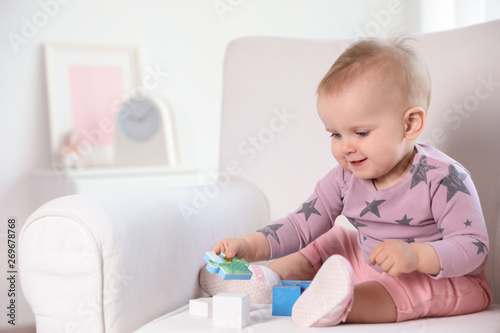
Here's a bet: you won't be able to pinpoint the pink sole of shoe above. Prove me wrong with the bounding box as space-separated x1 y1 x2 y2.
291 255 354 327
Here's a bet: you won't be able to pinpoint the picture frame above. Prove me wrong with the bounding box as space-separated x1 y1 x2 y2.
44 42 141 167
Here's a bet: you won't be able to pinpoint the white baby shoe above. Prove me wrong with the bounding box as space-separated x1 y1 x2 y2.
199 264 281 304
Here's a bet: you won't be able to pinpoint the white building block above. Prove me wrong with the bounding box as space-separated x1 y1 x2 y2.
212 293 250 329
189 297 213 317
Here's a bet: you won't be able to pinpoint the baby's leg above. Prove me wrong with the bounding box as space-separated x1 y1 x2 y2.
199 262 281 303
269 225 360 281
200 225 361 304
347 268 492 324
345 281 396 323
268 251 316 281
199 251 314 303
291 256 397 327
291 226 398 326
374 269 492 322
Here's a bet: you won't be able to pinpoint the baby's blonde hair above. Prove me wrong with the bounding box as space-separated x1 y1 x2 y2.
317 36 432 111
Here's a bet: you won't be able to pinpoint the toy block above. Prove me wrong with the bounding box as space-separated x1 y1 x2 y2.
189 297 213 317
272 280 312 316
282 280 312 291
272 285 301 316
204 251 252 280
212 293 250 329
204 251 225 265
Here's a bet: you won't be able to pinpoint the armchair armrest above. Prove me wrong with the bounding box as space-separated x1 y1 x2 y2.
20 179 269 333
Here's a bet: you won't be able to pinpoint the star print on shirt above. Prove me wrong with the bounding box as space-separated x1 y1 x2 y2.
410 155 438 189
439 164 471 202
405 238 415 243
360 198 386 218
472 240 485 255
347 217 367 229
296 198 321 221
258 224 283 245
464 219 472 227
395 214 413 226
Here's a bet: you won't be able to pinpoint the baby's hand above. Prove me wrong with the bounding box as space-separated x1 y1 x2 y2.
211 232 271 263
369 240 419 277
211 238 251 260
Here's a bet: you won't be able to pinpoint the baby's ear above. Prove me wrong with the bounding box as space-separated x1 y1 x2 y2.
404 107 426 140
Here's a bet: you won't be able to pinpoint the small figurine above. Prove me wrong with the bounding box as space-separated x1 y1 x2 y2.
204 251 252 280
59 130 85 169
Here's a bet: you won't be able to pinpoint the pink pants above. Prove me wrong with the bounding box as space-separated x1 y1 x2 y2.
300 225 493 322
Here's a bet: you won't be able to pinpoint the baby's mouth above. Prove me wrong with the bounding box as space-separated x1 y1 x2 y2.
349 158 367 167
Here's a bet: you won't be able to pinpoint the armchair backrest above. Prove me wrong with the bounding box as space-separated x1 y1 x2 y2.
219 20 500 304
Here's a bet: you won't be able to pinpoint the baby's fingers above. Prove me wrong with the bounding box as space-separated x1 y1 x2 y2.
369 243 385 265
210 239 239 258
210 241 227 255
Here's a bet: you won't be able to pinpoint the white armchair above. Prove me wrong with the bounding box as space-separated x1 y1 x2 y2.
20 20 500 332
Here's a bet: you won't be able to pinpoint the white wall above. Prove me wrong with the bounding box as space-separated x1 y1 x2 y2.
0 0 453 329
419 0 500 32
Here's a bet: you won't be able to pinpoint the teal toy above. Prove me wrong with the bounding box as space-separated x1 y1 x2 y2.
204 251 253 280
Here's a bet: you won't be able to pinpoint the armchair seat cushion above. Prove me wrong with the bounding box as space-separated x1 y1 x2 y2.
135 303 500 332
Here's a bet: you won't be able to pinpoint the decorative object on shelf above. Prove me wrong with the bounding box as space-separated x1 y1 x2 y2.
58 130 85 169
115 93 178 167
44 42 140 167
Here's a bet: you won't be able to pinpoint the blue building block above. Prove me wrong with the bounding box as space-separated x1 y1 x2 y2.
282 280 312 291
272 285 301 316
272 280 311 316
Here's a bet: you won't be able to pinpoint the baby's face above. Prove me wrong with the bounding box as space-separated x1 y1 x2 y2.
317 70 414 188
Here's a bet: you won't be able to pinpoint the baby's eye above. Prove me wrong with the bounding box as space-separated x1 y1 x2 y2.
330 133 341 139
356 131 369 137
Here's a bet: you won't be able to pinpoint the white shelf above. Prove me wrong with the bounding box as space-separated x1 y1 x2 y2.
31 166 210 204
33 165 204 179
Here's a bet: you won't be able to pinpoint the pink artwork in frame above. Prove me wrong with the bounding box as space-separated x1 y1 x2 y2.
44 43 139 167
68 65 123 145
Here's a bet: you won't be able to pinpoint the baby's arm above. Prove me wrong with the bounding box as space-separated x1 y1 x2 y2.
372 163 488 279
369 240 440 277
211 167 344 263
428 165 488 278
211 232 270 263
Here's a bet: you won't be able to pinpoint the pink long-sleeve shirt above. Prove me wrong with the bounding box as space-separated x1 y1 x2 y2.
259 144 489 279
